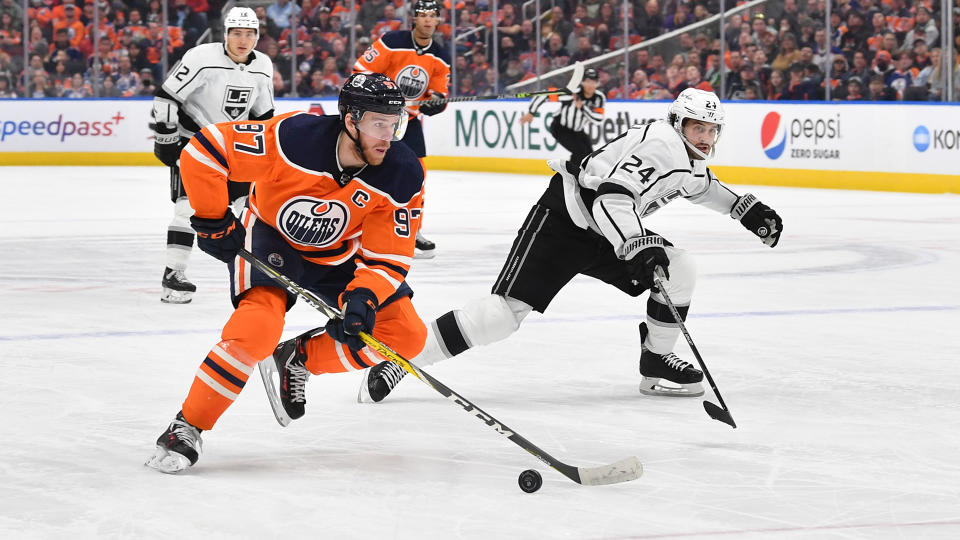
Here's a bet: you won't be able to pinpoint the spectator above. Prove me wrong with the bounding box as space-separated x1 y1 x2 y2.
866 73 897 100
114 53 140 97
665 64 687 97
915 46 941 96
30 73 58 97
872 49 894 80
549 6 574 45
684 63 713 92
901 6 938 55
570 35 598 63
781 62 816 100
545 32 570 69
830 54 850 84
0 73 16 97
138 67 156 96
750 14 775 43
912 39 931 70
843 76 866 100
729 63 762 100
272 69 288 98
665 2 694 32
848 50 870 82
0 11 21 56
100 74 121 97
886 51 914 97
516 19 536 54
766 69 787 99
840 11 870 55
61 72 92 98
268 0 301 31
771 32 801 72
635 0 663 41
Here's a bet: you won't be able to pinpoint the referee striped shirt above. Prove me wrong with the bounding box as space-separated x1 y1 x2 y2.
528 89 606 132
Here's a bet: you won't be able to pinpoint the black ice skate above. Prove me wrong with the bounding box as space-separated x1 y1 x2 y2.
638 323 704 397
145 412 203 474
357 360 407 403
414 231 436 259
259 332 312 426
161 267 196 304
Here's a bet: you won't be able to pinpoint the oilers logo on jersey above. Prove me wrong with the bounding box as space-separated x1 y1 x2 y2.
267 252 285 267
223 86 253 120
278 197 350 247
395 65 429 99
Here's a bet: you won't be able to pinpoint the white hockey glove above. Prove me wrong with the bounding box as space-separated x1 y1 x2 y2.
731 193 783 247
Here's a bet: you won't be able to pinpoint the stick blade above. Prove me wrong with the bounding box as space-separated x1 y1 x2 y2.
577 456 643 486
565 62 585 94
703 401 736 428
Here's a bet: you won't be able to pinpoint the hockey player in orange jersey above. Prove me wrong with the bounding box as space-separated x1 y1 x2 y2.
354 0 450 259
146 73 428 474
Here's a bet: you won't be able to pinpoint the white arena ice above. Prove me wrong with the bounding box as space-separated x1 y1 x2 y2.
1 167 958 539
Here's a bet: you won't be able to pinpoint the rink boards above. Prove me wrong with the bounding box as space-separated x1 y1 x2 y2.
0 97 956 193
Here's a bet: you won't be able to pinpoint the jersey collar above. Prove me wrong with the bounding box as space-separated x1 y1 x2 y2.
221 44 255 65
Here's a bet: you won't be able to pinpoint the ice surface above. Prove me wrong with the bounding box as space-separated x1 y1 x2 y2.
1 167 958 539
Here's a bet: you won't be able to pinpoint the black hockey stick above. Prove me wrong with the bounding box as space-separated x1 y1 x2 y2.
653 269 737 429
410 62 585 107
239 248 642 486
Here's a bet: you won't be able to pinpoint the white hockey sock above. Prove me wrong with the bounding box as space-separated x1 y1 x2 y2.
415 295 532 366
645 247 696 355
166 197 195 271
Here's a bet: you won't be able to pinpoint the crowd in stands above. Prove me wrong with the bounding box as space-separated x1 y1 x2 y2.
0 0 957 101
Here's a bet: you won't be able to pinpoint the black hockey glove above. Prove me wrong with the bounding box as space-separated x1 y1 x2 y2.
418 93 447 116
190 213 245 263
152 122 182 167
731 193 783 247
620 234 670 291
326 288 378 352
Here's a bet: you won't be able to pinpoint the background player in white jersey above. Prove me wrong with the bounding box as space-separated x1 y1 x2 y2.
358 88 784 403
152 7 275 304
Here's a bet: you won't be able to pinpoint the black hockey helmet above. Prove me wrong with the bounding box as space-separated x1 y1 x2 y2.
583 67 599 81
413 0 441 16
339 72 406 123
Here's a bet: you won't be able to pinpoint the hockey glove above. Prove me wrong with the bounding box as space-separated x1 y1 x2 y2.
418 93 447 116
620 234 670 291
153 123 182 167
326 288 378 352
190 213 245 263
731 193 783 247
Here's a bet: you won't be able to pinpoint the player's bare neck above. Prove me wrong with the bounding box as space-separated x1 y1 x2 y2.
337 132 366 169
412 30 432 49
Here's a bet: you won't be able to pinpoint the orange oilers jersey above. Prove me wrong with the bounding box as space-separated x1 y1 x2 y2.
353 30 450 117
179 111 425 305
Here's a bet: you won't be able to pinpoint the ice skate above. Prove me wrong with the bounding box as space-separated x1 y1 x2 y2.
638 323 704 397
414 231 436 259
145 412 203 474
358 360 407 403
261 332 311 425
161 267 196 304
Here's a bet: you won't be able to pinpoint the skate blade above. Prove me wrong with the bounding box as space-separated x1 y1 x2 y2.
161 288 193 304
356 368 377 404
145 446 192 474
413 249 436 259
639 378 705 397
259 356 292 427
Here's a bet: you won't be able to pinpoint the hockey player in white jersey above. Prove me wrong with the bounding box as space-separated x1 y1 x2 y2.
152 6 274 303
355 88 784 404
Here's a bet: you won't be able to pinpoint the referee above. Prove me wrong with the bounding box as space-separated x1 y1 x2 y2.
520 67 605 165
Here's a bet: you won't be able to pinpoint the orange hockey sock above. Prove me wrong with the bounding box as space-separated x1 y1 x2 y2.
181 287 287 430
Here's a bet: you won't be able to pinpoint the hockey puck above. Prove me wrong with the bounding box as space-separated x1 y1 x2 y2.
518 469 542 493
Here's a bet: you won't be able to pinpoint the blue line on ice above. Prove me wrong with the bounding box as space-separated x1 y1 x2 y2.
2 305 957 342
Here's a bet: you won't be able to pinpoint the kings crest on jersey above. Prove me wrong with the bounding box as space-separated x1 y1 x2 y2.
179 112 425 304
157 42 274 136
551 120 740 251
354 30 450 110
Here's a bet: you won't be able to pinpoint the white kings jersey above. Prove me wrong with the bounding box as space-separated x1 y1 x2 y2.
156 43 274 137
551 120 741 255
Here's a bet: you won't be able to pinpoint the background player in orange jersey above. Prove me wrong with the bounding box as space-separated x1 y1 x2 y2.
146 73 429 474
354 0 451 259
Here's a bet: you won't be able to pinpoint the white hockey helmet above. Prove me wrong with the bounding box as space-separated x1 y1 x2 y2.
223 7 259 43
668 88 725 159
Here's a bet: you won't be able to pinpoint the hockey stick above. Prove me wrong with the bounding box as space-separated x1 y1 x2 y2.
240 248 642 486
653 268 737 429
411 62 585 107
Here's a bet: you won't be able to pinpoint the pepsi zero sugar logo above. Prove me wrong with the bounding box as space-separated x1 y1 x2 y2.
1 112 124 143
277 197 349 247
913 125 960 152
760 111 840 160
